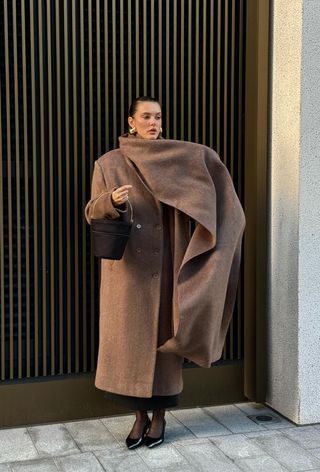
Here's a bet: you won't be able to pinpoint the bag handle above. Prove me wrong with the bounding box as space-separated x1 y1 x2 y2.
91 191 133 223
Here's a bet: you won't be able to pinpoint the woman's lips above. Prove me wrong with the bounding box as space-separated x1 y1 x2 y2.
148 129 157 133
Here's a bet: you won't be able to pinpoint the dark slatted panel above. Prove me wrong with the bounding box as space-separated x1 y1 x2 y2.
0 0 246 381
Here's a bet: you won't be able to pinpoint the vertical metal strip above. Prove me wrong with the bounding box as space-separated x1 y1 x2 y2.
120 0 124 134
173 0 177 139
143 0 147 95
237 0 244 359
38 0 48 376
29 0 39 376
112 0 117 146
216 0 221 154
151 0 154 97
209 0 214 148
80 0 87 371
97 0 101 154
21 0 31 374
4 0 14 379
128 0 132 109
46 0 55 375
187 0 191 140
72 0 79 373
195 0 199 142
165 0 169 136
223 0 228 166
158 0 162 105
222 0 227 360
0 75 4 380
135 0 139 96
63 1 71 373
89 0 95 370
228 2 235 360
55 0 63 374
180 0 184 139
202 0 207 144
12 0 22 378
230 0 235 178
96 1 101 371
105 0 110 146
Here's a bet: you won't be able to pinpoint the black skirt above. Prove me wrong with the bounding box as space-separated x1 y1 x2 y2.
104 391 179 411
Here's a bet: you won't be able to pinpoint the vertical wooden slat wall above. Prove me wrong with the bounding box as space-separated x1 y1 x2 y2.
0 0 246 382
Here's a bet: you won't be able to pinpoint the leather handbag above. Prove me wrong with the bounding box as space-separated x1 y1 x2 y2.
90 194 133 260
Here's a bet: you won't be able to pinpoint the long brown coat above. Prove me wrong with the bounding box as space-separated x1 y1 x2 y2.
85 134 245 398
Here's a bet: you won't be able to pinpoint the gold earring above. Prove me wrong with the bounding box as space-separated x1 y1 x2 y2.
129 126 136 135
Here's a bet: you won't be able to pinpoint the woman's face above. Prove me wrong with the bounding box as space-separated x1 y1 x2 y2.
128 101 162 140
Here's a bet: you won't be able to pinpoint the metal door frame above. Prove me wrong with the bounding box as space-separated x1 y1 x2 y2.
0 0 269 427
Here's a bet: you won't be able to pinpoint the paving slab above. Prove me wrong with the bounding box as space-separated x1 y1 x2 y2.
0 427 39 464
100 414 135 443
54 452 105 472
175 438 242 472
235 403 293 430
64 419 121 452
94 448 150 471
281 425 320 449
161 412 196 443
246 430 320 471
0 465 13 471
151 466 197 472
137 443 189 469
310 449 320 459
210 433 266 459
204 404 265 433
235 455 288 471
28 424 80 457
10 458 59 471
171 407 231 438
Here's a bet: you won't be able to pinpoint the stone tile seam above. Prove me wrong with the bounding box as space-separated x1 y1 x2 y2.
244 433 310 471
92 450 117 472
166 411 199 438
176 406 234 436
93 417 125 446
202 406 264 433
24 426 42 460
52 455 65 471
174 437 244 471
63 419 112 453
206 435 270 459
280 427 320 450
135 446 174 471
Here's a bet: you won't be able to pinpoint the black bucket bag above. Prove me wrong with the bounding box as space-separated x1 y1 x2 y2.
90 194 133 260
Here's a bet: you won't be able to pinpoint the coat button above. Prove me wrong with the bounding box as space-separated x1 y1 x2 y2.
154 224 162 231
152 273 159 279
153 248 160 255
136 247 142 253
136 224 142 229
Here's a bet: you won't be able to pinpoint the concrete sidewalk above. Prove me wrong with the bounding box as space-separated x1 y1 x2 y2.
1 402 320 471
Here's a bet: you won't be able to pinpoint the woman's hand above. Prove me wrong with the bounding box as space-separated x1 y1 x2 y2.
111 185 133 206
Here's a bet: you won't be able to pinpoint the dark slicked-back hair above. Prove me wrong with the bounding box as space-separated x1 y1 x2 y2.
129 96 161 117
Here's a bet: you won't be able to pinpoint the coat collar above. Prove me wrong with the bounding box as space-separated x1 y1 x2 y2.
118 134 217 235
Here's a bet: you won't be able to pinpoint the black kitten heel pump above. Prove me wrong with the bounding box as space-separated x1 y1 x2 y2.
126 417 151 450
145 419 166 448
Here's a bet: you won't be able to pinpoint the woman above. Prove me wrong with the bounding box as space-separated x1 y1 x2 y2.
85 96 245 449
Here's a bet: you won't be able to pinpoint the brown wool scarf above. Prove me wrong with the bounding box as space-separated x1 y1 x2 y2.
118 134 246 367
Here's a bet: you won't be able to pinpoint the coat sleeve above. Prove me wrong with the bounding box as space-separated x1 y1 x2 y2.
84 160 128 224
